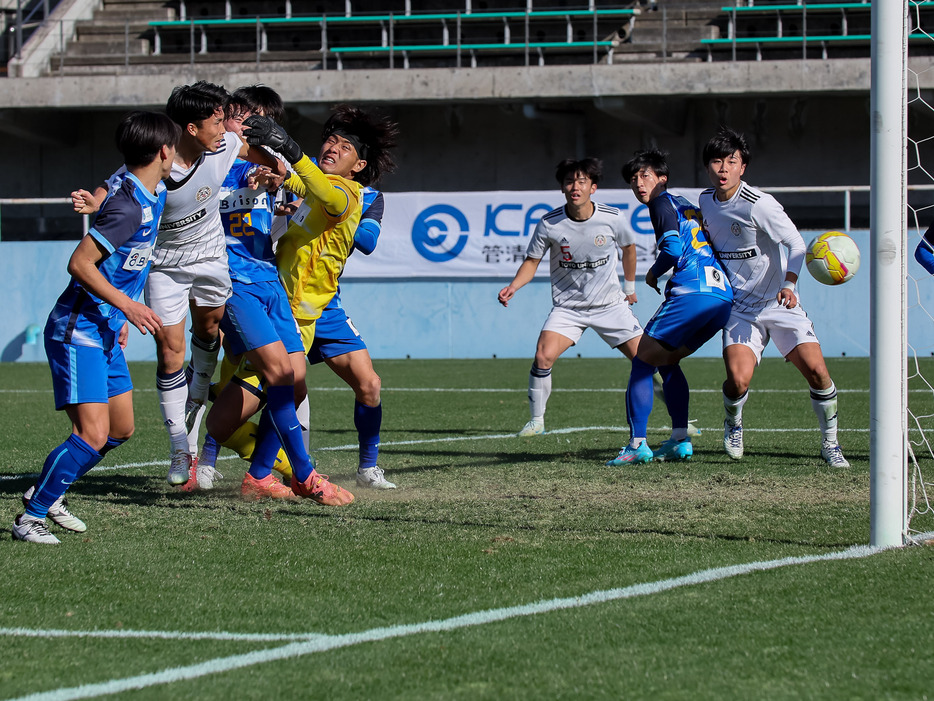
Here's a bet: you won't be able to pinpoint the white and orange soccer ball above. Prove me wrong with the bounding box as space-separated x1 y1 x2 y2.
805 231 861 285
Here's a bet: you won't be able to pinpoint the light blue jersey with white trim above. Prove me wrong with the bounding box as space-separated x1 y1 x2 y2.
45 172 165 349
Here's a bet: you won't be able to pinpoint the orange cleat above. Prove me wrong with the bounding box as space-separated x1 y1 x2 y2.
241 473 299 501
180 455 199 492
291 470 354 506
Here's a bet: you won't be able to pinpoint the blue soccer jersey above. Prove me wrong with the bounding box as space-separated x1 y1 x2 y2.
220 159 278 284
648 191 732 302
45 172 166 350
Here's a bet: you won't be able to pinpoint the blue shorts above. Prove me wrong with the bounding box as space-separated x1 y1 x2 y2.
220 280 303 356
45 338 132 410
645 293 732 353
307 305 367 365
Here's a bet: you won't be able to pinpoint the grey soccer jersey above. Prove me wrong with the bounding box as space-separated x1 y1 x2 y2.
153 131 242 267
699 182 807 312
526 202 635 310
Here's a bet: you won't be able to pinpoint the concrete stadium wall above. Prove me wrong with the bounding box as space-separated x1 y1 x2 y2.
2 229 929 365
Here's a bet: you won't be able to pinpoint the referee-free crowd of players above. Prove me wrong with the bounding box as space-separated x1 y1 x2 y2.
11 81 849 544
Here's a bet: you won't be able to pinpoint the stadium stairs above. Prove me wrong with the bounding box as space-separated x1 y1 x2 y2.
26 0 728 76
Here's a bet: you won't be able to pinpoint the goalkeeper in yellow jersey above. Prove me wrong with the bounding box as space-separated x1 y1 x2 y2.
201 106 399 489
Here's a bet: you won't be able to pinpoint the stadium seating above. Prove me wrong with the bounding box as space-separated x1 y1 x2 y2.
43 1 726 74
37 0 934 74
700 2 930 61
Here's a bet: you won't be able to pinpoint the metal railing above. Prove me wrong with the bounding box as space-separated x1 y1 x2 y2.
4 187 934 242
0 197 89 241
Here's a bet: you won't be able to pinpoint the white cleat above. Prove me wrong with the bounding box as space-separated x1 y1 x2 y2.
12 514 60 544
356 466 397 490
196 437 223 490
821 442 850 468
518 419 545 437
686 420 701 438
167 450 194 486
23 486 87 533
723 419 744 460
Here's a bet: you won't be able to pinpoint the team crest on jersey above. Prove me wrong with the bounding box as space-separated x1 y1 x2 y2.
594 234 607 247
196 186 212 203
731 222 742 236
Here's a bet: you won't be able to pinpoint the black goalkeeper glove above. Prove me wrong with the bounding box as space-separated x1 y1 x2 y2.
242 115 303 165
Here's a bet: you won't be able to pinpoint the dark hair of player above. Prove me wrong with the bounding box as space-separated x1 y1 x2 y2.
116 111 181 168
165 80 229 129
621 149 670 183
554 157 602 185
702 126 751 166
321 104 399 187
226 84 286 126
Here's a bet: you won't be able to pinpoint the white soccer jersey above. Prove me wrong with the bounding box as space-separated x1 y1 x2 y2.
525 202 635 310
699 182 807 312
153 131 242 267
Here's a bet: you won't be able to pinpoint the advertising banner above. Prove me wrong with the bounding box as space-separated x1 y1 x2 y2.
342 188 705 278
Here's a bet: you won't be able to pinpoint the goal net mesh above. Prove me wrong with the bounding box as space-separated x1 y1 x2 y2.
906 0 934 539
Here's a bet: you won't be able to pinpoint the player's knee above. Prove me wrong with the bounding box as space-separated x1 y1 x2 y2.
265 362 295 387
111 426 134 443
79 429 110 452
358 373 381 405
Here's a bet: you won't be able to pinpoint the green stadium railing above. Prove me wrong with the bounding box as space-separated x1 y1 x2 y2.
147 8 634 67
702 32 930 61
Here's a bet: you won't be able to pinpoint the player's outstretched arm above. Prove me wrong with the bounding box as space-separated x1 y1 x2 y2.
67 235 162 336
244 115 353 220
498 257 541 307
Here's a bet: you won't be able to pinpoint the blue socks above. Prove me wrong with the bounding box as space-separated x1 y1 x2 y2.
657 364 689 431
354 401 381 468
626 357 656 441
27 434 101 520
249 384 313 482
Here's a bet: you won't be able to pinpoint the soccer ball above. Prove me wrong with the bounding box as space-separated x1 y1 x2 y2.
805 231 861 285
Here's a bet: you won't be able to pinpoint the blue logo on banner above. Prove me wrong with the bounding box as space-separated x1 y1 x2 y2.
412 205 470 262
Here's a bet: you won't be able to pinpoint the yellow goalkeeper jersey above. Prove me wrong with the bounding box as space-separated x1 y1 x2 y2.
275 155 363 322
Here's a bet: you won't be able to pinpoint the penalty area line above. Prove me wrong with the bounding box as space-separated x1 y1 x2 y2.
6 543 891 701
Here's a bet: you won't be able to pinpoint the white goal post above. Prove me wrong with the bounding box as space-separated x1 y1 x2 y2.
870 0 908 547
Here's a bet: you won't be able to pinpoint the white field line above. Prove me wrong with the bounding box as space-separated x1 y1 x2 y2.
0 425 871 482
2 542 902 701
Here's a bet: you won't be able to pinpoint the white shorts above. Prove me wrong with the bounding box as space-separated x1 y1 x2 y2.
722 302 820 363
145 254 232 326
542 302 643 348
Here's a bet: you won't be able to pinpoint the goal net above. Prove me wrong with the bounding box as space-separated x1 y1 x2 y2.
902 0 934 543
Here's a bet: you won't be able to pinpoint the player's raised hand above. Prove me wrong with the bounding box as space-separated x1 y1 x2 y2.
123 300 163 337
71 189 100 215
242 115 303 165
498 286 516 307
247 165 285 192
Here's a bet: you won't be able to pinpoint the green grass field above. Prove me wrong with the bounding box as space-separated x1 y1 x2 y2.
1 357 932 700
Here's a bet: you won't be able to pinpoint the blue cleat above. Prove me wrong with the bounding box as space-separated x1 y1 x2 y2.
606 441 654 466
653 438 693 462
